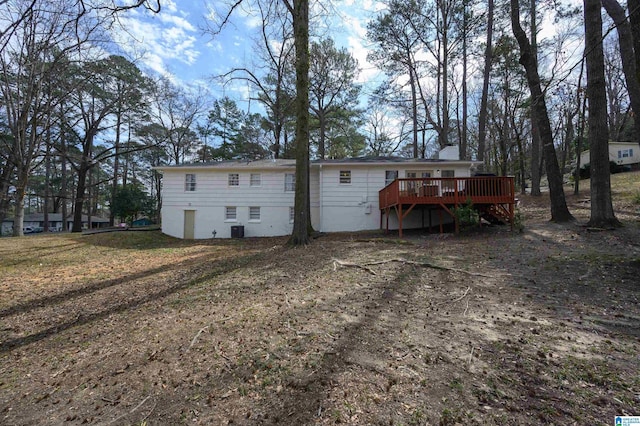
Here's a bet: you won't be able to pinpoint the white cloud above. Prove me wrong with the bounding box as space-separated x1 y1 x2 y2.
158 13 197 32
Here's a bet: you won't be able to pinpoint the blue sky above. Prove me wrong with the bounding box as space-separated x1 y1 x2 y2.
112 0 386 111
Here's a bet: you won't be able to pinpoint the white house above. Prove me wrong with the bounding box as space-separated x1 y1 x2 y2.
156 152 481 239
580 141 640 168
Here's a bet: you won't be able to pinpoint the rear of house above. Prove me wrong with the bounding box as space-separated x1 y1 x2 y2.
157 154 479 239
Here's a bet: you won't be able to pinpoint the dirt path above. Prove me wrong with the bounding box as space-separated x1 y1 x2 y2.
1 190 639 425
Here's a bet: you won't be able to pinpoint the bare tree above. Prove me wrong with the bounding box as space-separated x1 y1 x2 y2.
211 0 313 245
511 0 574 222
602 0 640 146
285 0 311 245
584 0 621 227
477 0 494 165
215 0 296 159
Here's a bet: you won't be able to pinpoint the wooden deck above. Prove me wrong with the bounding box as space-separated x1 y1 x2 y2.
379 177 516 236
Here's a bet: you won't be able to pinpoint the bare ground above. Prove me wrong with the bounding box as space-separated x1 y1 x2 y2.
1 175 640 425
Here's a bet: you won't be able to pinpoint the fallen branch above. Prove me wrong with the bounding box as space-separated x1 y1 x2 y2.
332 259 377 275
106 395 152 425
332 257 495 278
187 326 209 352
435 286 472 307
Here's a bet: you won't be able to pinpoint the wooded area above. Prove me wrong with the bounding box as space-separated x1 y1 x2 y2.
0 0 638 238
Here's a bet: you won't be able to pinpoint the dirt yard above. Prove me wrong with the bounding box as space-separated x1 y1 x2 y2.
1 174 639 425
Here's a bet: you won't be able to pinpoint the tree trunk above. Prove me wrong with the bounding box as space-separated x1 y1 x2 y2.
0 163 13 233
584 0 621 227
628 0 640 135
409 64 419 158
288 0 311 245
440 0 449 149
602 0 640 146
529 0 542 196
44 132 51 232
110 106 122 226
511 0 574 222
72 162 89 233
477 0 493 165
12 169 27 237
460 0 468 160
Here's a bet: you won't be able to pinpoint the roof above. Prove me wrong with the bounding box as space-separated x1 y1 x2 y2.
315 156 480 166
156 156 479 172
155 159 296 171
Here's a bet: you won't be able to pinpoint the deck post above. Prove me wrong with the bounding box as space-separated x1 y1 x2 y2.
385 207 390 234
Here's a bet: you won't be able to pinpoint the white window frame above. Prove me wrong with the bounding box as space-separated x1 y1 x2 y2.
225 206 237 222
250 173 261 187
285 173 295 192
228 173 239 186
185 173 196 191
249 206 261 222
339 170 351 184
385 170 398 186
619 149 633 158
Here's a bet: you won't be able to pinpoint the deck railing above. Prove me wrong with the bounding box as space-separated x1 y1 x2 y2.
379 176 515 210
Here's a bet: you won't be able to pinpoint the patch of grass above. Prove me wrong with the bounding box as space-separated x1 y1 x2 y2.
408 408 425 425
439 407 465 425
448 378 463 392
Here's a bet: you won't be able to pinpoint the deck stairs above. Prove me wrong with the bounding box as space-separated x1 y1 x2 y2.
477 204 512 225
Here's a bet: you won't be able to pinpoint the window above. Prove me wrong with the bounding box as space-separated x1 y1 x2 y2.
285 173 295 192
225 206 237 221
185 174 196 191
250 173 261 186
619 149 634 158
441 170 455 178
339 170 351 184
249 206 261 221
385 170 398 186
289 207 295 223
228 173 239 186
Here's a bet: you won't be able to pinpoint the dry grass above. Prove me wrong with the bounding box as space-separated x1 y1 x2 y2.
0 171 639 425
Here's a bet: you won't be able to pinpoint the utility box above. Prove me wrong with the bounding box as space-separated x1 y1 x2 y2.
231 225 244 238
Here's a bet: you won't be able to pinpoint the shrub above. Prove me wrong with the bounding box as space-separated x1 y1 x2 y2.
454 199 479 229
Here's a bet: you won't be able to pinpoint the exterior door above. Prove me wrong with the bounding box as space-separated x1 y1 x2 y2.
183 210 195 239
406 171 433 195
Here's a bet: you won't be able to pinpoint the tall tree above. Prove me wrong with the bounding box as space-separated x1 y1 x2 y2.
510 0 574 222
106 56 149 226
308 38 361 159
149 77 205 165
211 0 313 245
367 0 422 158
601 0 640 146
477 0 494 165
285 0 311 245
216 0 296 159
584 0 621 227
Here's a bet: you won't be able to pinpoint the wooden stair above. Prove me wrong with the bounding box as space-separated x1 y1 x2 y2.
477 204 512 225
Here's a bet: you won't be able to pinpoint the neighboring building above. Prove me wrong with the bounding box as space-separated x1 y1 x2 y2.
157 150 488 239
1 213 109 235
580 141 640 169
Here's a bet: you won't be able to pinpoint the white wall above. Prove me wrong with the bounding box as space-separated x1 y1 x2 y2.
161 166 296 239
160 161 475 239
318 163 473 233
580 143 639 167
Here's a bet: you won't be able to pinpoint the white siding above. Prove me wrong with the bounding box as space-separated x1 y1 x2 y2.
159 161 476 238
318 163 473 233
161 168 296 239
